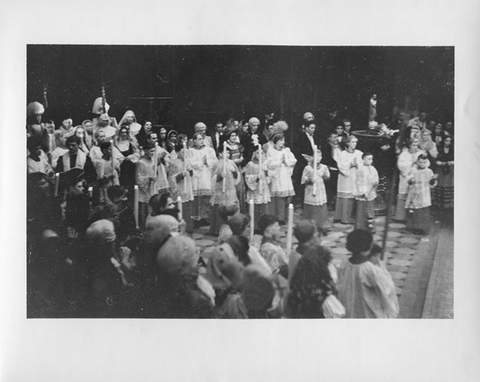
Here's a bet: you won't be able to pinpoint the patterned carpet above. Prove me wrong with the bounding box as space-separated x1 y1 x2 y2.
192 209 429 299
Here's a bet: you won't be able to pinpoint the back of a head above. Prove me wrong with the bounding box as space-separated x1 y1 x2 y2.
205 244 245 290
107 185 126 201
346 229 373 254
227 235 251 267
229 213 250 236
294 220 318 244
85 219 116 246
156 235 198 280
241 264 275 314
145 213 178 232
149 193 170 216
257 214 279 235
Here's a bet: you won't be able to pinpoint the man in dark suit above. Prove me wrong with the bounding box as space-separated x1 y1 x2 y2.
209 121 224 157
292 120 319 207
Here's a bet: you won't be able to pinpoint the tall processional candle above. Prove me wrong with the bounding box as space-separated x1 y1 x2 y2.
88 186 93 208
222 141 227 192
133 185 139 229
152 142 158 195
286 204 294 256
258 145 262 177
183 141 187 193
111 140 115 176
177 196 183 221
313 145 317 196
54 173 60 197
249 199 254 242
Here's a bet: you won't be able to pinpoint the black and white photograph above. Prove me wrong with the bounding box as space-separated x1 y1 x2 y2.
26 45 454 320
2 1 480 381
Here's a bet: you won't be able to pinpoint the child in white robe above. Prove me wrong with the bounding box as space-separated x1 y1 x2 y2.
208 145 240 236
266 133 297 223
301 148 330 232
354 153 379 233
93 142 120 204
168 143 195 233
244 145 271 229
405 154 437 234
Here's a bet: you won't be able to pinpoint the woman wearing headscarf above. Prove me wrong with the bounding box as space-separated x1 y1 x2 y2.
150 235 215 318
64 125 90 154
204 243 248 318
114 124 141 191
117 110 142 136
165 129 177 150
82 120 95 150
84 219 138 317
135 120 154 149
418 128 438 170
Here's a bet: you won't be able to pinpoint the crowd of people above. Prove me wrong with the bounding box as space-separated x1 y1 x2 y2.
26 97 454 318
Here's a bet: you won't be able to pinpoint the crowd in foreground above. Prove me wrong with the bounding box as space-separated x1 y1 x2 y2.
26 97 453 318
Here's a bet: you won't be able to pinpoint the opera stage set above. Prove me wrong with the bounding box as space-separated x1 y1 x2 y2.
27 45 454 141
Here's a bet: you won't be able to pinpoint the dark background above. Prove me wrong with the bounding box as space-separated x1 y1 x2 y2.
27 45 454 139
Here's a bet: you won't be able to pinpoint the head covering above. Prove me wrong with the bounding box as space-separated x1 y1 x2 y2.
156 235 198 278
92 97 110 114
167 129 178 141
204 244 244 289
194 122 207 131
294 220 318 243
85 219 116 245
27 102 45 117
248 117 260 125
118 110 137 129
97 114 117 138
266 120 288 140
241 264 275 311
145 214 179 233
